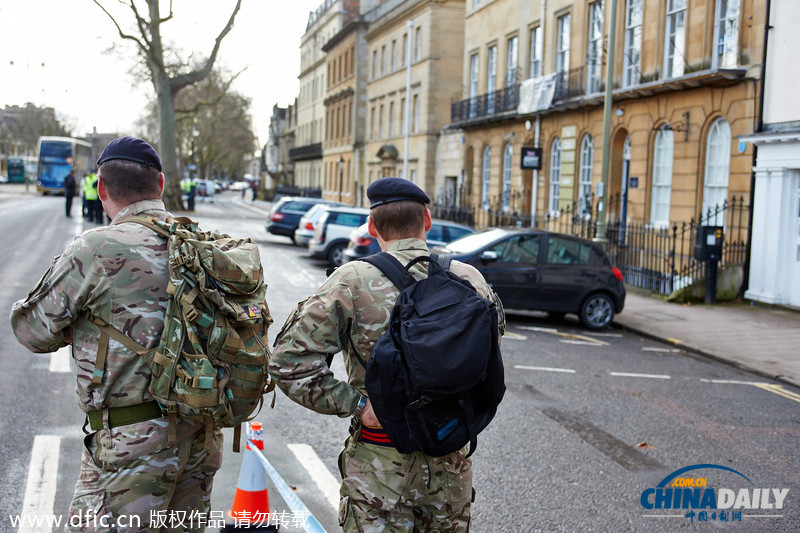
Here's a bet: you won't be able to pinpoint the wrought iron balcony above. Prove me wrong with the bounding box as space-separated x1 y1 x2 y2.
288 142 322 161
450 84 520 125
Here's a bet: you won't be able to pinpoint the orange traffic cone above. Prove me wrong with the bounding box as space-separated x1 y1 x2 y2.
221 422 279 531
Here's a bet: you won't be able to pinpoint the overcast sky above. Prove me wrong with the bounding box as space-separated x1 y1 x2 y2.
0 0 322 145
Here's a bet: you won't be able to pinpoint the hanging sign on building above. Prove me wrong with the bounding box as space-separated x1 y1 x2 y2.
520 147 542 170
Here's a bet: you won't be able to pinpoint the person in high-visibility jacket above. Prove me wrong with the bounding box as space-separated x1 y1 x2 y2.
83 172 101 223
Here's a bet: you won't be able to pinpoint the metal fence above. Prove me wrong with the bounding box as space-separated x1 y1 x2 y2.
431 195 751 297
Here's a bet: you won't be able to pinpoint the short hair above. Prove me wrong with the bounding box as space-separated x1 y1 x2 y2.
370 200 426 241
98 160 161 203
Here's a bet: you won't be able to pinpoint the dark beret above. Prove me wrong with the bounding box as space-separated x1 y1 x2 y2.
367 177 430 208
96 136 162 172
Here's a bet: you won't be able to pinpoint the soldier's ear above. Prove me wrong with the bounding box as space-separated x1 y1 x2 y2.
97 176 108 202
158 173 165 194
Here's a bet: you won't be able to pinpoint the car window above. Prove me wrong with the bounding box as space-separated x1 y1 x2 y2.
488 234 540 263
546 236 593 265
446 226 473 242
333 212 367 227
427 224 445 242
282 201 315 213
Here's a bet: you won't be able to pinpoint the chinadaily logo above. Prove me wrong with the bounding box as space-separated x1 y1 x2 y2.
640 464 790 524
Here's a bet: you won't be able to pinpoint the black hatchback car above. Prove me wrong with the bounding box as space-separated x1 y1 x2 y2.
265 197 335 243
433 228 625 330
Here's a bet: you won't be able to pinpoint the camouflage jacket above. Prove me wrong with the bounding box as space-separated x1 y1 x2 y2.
269 238 505 417
10 199 170 413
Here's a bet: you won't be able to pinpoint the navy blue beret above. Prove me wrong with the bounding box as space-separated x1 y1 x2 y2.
97 136 162 172
367 177 430 208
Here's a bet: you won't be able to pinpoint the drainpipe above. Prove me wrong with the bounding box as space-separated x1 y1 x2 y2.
530 0 547 227
742 0 772 297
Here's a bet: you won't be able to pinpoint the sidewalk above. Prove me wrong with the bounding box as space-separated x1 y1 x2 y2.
614 288 800 389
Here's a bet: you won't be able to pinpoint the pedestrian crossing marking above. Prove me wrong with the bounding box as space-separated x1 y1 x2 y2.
49 347 71 373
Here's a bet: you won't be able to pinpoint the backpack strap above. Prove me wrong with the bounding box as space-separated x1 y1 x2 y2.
360 252 416 289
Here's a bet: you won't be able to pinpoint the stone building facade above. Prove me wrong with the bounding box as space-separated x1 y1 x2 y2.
451 0 764 232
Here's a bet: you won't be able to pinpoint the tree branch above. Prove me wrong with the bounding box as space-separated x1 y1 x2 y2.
93 0 148 54
170 0 242 93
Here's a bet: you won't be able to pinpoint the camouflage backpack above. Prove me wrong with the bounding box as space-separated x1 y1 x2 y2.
85 216 273 451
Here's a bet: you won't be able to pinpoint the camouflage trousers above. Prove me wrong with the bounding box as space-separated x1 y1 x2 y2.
68 417 223 532
337 432 473 532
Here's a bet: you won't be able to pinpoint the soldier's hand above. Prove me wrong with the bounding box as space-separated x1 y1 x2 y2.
360 398 380 427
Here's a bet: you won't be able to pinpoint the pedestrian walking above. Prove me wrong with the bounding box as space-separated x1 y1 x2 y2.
269 177 505 532
250 180 257 203
10 137 223 532
64 168 77 217
80 172 90 217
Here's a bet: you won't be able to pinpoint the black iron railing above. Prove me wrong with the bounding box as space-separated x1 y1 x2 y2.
451 85 520 124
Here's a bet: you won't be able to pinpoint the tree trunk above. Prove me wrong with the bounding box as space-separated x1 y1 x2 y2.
156 74 183 211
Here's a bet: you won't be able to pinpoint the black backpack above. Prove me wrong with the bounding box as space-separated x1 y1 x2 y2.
357 253 505 457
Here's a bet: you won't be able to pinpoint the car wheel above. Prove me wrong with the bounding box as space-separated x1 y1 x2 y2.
327 242 346 266
579 293 615 330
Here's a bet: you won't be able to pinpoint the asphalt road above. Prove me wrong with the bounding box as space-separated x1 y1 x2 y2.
1 188 798 532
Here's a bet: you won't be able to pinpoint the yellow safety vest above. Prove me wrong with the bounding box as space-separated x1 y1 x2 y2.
83 173 99 201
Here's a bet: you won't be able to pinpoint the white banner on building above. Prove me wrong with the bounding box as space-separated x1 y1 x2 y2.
518 74 558 114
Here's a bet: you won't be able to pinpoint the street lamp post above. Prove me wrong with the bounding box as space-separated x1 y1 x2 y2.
337 156 345 203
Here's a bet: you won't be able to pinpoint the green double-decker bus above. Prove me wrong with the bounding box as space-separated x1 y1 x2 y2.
7 156 35 184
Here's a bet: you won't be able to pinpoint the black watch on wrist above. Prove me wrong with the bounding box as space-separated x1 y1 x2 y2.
354 395 367 418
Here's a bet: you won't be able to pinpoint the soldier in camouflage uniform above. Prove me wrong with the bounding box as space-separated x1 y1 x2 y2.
10 137 222 532
270 177 505 532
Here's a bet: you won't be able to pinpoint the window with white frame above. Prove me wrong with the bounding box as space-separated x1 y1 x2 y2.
664 0 687 79
487 45 498 114
402 33 408 66
391 40 397 71
550 138 562 214
482 146 491 209
703 118 732 224
415 27 422 61
470 53 479 118
714 0 740 68
529 26 541 79
379 104 384 138
557 14 571 75
624 0 642 87
579 135 594 217
651 126 675 227
372 50 377 79
587 1 604 94
502 143 513 212
412 94 420 133
401 97 407 134
506 36 519 87
487 45 497 93
389 101 395 137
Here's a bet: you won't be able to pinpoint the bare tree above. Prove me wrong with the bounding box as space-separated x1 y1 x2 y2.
93 0 243 210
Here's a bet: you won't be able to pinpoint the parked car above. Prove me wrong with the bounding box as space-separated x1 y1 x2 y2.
433 228 626 330
342 219 475 263
294 201 346 247
266 197 336 243
309 206 370 266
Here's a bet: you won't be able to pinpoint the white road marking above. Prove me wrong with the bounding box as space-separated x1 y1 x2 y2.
19 435 61 533
610 372 671 380
503 331 527 341
49 347 71 373
559 340 604 346
700 379 767 385
287 443 340 511
641 347 683 353
514 365 576 374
